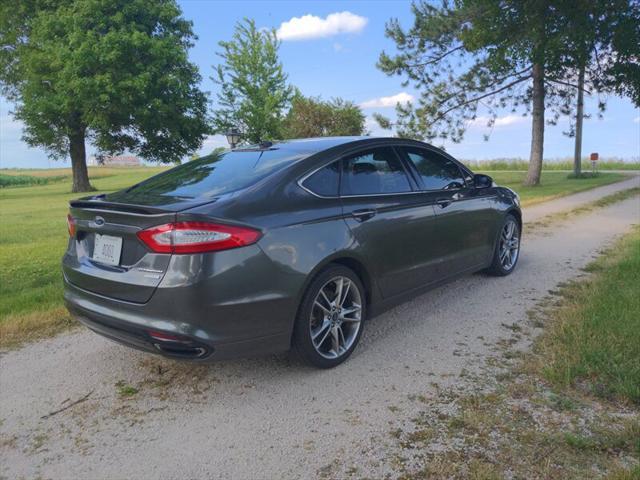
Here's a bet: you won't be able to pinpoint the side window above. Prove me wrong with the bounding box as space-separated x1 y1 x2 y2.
402 147 466 191
302 161 340 197
342 147 412 196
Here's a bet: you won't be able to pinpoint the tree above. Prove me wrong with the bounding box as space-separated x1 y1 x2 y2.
0 0 209 192
556 0 640 176
376 0 595 186
283 93 366 138
211 18 293 144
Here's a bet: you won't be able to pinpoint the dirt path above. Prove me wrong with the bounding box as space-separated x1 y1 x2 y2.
1 191 639 479
524 173 639 222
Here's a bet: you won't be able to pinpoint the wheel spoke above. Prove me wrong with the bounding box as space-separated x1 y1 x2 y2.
339 279 351 307
334 277 344 304
340 304 361 319
319 289 333 309
330 326 340 354
312 319 330 340
313 301 330 314
313 322 332 346
337 326 346 350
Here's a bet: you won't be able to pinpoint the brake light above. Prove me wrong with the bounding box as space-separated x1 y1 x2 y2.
67 214 76 237
137 222 262 254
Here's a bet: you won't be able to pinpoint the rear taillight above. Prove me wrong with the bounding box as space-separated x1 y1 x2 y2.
67 214 76 237
137 222 262 254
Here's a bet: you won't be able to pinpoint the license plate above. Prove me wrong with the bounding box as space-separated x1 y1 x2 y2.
92 234 123 266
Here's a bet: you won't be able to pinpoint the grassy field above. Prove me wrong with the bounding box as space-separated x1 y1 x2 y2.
478 170 627 206
0 166 632 347
535 226 640 404
0 167 167 346
464 158 640 171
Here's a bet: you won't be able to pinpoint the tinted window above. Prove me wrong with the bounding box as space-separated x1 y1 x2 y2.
402 148 465 190
342 147 412 195
302 161 340 196
108 149 307 201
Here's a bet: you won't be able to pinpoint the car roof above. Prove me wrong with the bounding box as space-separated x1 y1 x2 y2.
237 136 383 155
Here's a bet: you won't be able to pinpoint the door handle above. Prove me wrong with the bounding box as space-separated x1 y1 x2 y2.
436 198 452 208
351 209 377 222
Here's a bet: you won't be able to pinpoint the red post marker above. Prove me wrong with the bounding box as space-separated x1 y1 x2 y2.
590 152 599 173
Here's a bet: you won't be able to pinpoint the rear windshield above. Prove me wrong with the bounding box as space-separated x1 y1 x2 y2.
114 149 306 199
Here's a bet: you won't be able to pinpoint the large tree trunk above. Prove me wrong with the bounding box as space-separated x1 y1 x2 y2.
573 65 585 177
69 128 93 193
524 63 545 186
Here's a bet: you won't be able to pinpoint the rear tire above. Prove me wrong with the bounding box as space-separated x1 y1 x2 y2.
486 214 521 276
292 265 366 368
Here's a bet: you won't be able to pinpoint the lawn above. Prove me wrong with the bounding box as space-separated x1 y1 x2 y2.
0 166 631 347
535 225 640 404
481 170 628 206
0 166 167 346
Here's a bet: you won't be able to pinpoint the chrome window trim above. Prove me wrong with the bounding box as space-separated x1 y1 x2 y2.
296 141 476 200
297 164 468 199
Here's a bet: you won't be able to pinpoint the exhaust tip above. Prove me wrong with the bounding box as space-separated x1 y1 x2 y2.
147 330 210 358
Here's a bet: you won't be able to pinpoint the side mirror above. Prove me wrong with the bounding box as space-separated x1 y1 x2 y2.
473 174 493 189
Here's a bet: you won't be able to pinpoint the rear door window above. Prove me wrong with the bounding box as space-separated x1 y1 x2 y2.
341 147 412 196
301 161 340 197
401 147 466 191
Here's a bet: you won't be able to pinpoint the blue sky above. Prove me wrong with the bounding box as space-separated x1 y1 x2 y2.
1 0 638 168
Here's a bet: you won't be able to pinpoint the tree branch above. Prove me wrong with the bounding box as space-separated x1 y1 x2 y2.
405 45 465 68
546 77 592 94
434 66 533 109
434 74 531 123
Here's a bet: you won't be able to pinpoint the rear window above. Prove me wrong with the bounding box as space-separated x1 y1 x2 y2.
116 149 306 199
301 161 340 197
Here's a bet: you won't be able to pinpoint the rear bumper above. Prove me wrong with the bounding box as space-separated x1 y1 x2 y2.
63 275 293 362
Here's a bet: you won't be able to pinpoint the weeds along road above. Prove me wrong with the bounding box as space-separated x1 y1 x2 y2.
1 183 639 479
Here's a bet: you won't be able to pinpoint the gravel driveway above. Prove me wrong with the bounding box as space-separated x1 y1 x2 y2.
1 178 639 479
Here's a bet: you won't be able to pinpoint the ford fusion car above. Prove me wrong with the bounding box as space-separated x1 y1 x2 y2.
63 137 521 368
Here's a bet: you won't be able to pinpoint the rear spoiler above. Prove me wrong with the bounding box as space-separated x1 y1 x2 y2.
69 199 170 215
69 194 219 215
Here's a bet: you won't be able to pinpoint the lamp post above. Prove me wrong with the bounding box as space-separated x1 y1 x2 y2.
225 128 242 149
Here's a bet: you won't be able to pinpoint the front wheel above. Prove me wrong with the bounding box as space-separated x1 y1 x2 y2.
292 266 366 368
486 214 521 276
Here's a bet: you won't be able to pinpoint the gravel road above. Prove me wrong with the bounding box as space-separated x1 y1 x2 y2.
1 179 639 479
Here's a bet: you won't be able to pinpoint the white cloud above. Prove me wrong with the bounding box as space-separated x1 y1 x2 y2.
276 11 368 41
469 114 527 127
633 116 640 123
360 92 414 109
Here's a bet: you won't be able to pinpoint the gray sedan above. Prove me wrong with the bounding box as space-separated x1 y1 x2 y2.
63 137 521 368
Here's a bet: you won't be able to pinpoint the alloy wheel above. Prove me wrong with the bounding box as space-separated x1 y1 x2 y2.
499 219 520 271
309 276 363 359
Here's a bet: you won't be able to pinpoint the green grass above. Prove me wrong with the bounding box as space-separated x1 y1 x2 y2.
0 166 167 346
536 226 640 404
484 171 628 206
0 165 630 347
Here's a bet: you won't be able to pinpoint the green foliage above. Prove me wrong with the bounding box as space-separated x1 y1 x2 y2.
211 18 293 144
0 0 210 188
376 0 638 140
283 93 365 138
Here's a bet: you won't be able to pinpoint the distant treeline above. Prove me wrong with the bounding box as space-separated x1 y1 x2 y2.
462 158 640 171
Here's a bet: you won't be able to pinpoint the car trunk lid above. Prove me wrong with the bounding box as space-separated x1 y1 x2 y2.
63 197 211 304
